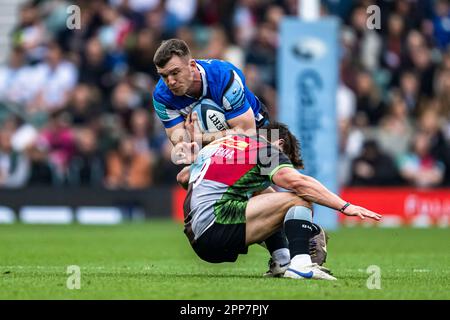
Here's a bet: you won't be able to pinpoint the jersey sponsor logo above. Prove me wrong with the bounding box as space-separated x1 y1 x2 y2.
209 137 250 151
211 147 235 160
219 138 249 151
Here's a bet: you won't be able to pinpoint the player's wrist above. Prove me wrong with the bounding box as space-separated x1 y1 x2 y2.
338 202 351 213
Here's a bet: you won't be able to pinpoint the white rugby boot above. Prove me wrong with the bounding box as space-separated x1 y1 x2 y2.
284 263 337 281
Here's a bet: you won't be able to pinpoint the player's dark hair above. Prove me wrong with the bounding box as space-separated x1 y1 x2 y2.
153 39 191 67
259 122 304 169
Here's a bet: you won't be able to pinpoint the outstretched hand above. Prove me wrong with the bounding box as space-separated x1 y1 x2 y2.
341 205 382 221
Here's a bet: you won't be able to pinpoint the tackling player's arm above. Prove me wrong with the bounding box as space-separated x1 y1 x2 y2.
272 167 382 221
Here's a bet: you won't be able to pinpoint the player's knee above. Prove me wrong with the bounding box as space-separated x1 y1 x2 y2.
285 205 313 223
286 194 312 211
279 194 312 217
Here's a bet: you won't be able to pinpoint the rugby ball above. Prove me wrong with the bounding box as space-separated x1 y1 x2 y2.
191 99 229 133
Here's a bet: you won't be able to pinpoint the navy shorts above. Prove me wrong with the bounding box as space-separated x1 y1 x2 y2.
191 222 248 263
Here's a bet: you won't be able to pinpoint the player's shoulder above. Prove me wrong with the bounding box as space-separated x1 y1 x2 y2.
196 58 234 68
153 78 172 103
196 59 241 77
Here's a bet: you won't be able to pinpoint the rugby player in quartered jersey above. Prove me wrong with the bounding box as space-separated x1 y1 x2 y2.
180 128 382 280
183 134 293 243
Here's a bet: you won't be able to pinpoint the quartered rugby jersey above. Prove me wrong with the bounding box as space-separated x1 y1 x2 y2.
184 134 293 241
152 59 263 128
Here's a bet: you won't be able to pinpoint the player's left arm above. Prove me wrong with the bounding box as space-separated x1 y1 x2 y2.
272 167 382 221
221 70 257 135
227 107 257 135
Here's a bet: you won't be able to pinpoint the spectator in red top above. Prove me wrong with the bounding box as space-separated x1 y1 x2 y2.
35 111 76 184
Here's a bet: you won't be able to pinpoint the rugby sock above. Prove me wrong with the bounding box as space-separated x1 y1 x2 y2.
271 248 290 266
265 229 288 253
259 230 290 265
284 206 313 267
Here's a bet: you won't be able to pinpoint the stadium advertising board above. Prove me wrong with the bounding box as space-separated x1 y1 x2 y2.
278 18 340 230
340 188 450 227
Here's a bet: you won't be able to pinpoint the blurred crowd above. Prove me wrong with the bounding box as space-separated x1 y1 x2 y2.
0 0 449 190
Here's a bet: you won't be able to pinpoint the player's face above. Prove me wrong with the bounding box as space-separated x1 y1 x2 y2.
157 55 194 96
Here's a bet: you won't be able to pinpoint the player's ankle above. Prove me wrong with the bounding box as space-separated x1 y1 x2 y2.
272 248 290 266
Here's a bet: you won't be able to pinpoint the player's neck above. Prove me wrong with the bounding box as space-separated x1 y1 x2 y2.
185 68 203 99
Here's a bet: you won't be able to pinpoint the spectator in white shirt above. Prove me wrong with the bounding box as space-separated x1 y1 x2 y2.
27 42 78 114
0 47 37 106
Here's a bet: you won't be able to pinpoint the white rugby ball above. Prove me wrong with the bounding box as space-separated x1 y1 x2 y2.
191 99 229 133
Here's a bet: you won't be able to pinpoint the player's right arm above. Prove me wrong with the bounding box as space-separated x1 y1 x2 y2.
153 95 227 147
152 95 190 146
272 167 382 221
165 121 190 146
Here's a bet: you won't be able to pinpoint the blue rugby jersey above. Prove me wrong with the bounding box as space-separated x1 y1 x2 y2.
152 59 264 129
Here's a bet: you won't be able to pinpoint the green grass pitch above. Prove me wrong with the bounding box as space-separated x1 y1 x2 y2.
0 221 449 299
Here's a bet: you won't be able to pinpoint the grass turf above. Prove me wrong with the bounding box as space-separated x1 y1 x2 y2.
0 221 448 299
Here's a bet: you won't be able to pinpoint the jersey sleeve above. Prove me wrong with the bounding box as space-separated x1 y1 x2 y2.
152 96 184 129
221 70 251 121
257 143 294 183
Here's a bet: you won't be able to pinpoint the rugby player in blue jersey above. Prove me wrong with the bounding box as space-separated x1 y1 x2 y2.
152 39 327 277
152 39 269 146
